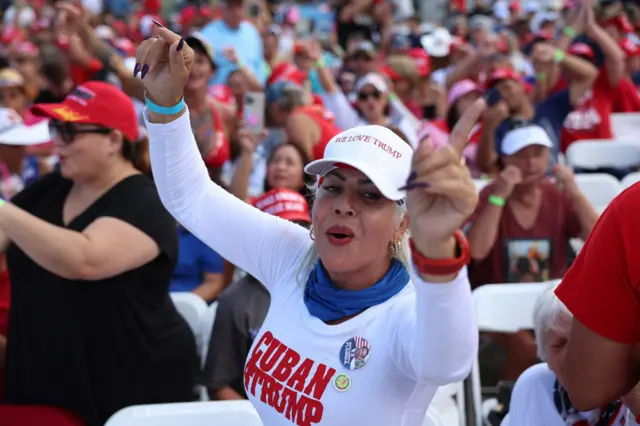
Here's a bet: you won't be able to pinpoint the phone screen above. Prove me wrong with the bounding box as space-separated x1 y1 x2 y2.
243 92 265 134
483 88 502 107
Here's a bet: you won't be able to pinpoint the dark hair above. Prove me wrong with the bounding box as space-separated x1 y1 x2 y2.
446 101 461 132
121 134 151 175
388 126 411 146
264 143 313 202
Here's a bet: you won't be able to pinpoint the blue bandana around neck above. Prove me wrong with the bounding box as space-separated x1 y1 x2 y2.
303 259 410 322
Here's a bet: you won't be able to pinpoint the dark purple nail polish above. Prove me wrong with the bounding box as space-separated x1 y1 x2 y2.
406 171 417 183
140 64 149 79
177 38 185 52
152 19 163 27
398 182 431 191
133 63 140 77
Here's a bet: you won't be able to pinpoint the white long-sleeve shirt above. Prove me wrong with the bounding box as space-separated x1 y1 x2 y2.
146 108 478 426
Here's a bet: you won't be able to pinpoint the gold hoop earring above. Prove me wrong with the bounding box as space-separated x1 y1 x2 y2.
389 240 399 256
309 226 315 241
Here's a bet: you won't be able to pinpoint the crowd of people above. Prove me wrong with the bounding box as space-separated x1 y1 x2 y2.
0 0 640 424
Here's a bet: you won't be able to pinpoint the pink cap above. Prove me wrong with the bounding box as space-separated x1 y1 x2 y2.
448 79 483 105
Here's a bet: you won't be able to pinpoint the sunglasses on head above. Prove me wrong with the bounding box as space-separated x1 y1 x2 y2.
357 90 382 101
49 120 112 144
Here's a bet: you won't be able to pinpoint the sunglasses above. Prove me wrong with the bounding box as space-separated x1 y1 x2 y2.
358 90 382 101
49 120 112 144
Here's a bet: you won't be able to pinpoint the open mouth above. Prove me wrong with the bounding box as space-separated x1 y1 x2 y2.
326 226 355 246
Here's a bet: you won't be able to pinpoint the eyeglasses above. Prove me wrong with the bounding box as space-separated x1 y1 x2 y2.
357 90 382 101
49 120 112 144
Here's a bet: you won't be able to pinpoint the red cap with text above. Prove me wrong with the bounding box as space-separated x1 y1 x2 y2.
31 82 138 142
253 189 311 223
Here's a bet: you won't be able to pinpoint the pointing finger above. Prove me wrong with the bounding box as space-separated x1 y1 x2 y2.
153 26 182 45
449 98 486 156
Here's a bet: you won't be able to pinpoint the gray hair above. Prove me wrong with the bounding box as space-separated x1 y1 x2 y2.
277 85 309 113
532 281 573 361
296 183 411 285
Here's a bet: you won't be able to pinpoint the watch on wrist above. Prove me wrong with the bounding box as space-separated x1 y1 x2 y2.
410 230 471 276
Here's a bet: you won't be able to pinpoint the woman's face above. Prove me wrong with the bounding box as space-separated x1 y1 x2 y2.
355 83 387 122
186 50 214 91
54 123 119 181
14 56 39 81
0 86 28 115
227 71 247 97
392 79 412 97
267 145 305 191
545 313 572 387
264 34 279 59
313 168 405 276
455 91 481 116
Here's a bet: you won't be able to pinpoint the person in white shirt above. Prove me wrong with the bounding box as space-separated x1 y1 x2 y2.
504 282 635 426
136 27 480 426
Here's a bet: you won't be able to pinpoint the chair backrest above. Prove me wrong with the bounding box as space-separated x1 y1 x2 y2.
621 172 640 189
105 401 262 426
566 140 640 170
472 282 554 332
611 113 640 139
199 302 219 366
170 293 208 337
573 173 622 213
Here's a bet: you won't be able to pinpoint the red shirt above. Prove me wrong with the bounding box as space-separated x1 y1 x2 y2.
611 78 640 113
69 59 103 86
291 106 342 161
556 183 640 344
469 181 581 287
560 69 614 152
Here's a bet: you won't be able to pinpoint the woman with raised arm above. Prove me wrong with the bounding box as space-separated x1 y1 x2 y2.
138 26 480 425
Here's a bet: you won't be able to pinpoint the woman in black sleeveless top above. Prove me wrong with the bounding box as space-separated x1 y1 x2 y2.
0 82 198 426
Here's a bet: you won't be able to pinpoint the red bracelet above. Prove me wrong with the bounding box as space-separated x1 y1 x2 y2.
635 413 640 424
410 230 471 276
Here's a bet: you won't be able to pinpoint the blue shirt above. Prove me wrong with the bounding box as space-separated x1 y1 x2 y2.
170 227 224 293
201 19 265 86
495 90 573 159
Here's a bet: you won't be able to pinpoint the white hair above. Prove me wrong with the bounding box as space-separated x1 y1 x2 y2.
296 183 411 286
532 280 573 361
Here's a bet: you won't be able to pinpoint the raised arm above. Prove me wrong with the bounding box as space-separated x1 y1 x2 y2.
139 27 311 290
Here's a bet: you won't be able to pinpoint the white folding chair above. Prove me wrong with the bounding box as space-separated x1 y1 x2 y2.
170 292 208 338
565 140 640 170
621 171 640 189
432 383 465 426
423 405 447 426
611 113 640 139
470 282 552 426
197 302 219 401
573 173 622 214
104 401 262 426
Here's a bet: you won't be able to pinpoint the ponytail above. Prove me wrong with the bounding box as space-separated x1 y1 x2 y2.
121 132 151 176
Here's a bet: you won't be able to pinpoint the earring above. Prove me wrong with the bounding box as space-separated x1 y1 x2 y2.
389 240 399 256
309 226 315 241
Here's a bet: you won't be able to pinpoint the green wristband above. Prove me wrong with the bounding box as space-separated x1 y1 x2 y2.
554 49 566 64
563 26 576 38
488 194 506 207
388 92 398 101
535 72 546 81
315 58 325 68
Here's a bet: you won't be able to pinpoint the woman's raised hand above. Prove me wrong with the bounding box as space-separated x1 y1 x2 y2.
135 27 194 108
405 98 485 259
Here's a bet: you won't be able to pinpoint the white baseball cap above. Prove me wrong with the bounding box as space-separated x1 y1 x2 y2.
0 108 50 146
501 125 553 155
354 73 388 94
420 28 453 58
304 125 413 201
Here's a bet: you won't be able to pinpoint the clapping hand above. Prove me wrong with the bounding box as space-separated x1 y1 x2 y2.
135 26 194 114
222 47 239 64
405 99 484 259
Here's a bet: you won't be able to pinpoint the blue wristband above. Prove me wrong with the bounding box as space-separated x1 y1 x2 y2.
145 96 185 115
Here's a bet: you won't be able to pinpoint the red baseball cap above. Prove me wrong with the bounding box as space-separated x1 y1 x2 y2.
568 42 595 59
407 48 431 77
600 15 634 34
252 188 311 223
31 82 138 142
267 62 308 86
486 68 521 88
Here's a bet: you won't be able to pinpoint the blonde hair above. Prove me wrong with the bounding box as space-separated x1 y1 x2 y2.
296 182 411 285
385 55 420 83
